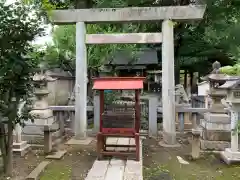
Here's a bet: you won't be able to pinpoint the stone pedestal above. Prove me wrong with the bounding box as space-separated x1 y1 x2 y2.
221 148 240 164
200 73 231 151
13 105 30 156
191 128 201 159
200 112 230 150
221 108 240 164
13 141 30 156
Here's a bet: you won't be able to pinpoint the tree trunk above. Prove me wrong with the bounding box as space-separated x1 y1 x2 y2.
6 120 13 177
0 123 7 172
184 70 187 89
5 96 18 177
175 58 180 85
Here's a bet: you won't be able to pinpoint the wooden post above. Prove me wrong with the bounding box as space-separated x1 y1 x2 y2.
135 89 140 133
75 22 87 139
162 20 176 145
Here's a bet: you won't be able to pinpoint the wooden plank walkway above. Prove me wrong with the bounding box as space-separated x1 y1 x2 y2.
85 137 143 180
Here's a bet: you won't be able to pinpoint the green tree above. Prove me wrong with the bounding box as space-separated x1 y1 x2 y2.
0 1 44 176
41 24 140 71
28 0 240 72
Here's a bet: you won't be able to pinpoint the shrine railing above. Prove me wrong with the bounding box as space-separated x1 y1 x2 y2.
50 105 94 131
49 95 210 137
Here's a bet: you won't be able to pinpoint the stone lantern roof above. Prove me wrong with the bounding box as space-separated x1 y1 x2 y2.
32 73 57 82
219 79 240 89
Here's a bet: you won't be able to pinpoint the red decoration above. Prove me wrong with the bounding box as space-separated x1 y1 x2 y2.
92 77 145 161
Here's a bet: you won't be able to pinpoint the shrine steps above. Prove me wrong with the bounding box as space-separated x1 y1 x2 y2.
85 137 143 180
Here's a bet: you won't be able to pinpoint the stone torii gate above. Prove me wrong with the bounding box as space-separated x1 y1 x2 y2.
51 5 206 145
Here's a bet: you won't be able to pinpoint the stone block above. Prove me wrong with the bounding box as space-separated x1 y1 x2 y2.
13 141 30 156
200 139 230 150
13 141 27 149
21 130 61 144
192 129 201 159
200 119 230 131
46 150 67 159
221 148 240 165
26 161 50 180
204 113 230 123
66 137 93 145
202 130 231 141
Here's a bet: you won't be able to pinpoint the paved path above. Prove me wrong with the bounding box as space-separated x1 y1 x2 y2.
85 137 143 180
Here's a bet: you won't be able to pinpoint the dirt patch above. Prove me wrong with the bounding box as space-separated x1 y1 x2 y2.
0 150 45 180
40 140 97 180
143 137 240 180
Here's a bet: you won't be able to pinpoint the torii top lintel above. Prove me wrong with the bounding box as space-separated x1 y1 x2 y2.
92 77 145 90
51 5 206 24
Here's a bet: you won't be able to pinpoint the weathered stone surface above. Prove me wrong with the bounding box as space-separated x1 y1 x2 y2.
221 148 240 165
200 119 230 131
46 150 67 159
204 113 230 123
192 128 201 159
86 33 162 44
65 137 93 145
51 5 206 24
13 141 31 157
202 130 231 141
26 161 50 180
21 130 61 144
200 139 230 150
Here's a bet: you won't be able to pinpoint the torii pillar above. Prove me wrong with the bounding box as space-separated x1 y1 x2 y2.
161 20 177 146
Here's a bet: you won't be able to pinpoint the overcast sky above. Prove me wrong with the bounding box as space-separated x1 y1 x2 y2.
6 0 53 46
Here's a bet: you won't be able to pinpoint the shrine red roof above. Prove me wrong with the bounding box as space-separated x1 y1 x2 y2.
92 77 145 90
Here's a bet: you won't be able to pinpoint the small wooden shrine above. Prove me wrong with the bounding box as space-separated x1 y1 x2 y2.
92 77 145 161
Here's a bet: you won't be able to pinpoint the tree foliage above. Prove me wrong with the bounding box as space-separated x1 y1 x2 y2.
0 1 44 176
27 0 240 72
39 24 141 72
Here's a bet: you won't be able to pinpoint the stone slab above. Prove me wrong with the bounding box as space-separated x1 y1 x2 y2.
26 161 50 180
52 5 206 24
13 143 30 157
221 148 240 165
200 119 230 131
105 160 125 180
13 141 28 149
85 139 143 180
123 140 143 180
66 137 93 145
159 141 181 148
86 33 162 44
45 150 67 159
85 160 110 180
202 130 230 141
200 139 230 151
204 113 230 123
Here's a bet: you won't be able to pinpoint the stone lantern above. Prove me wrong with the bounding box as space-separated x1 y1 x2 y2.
30 65 57 126
220 78 240 164
199 62 230 150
